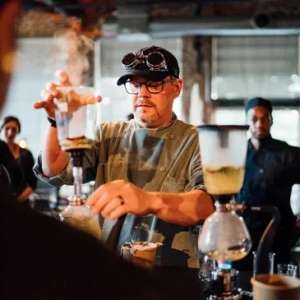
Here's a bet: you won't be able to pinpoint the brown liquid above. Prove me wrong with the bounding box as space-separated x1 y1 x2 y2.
121 242 160 269
203 165 245 195
207 246 249 261
60 137 93 151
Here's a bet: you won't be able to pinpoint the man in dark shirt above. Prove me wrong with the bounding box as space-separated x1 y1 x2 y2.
236 97 300 270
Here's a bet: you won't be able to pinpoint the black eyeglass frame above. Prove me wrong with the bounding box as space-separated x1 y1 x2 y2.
123 78 176 95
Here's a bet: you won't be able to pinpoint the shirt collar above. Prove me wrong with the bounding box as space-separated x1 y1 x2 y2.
249 134 273 150
133 112 177 131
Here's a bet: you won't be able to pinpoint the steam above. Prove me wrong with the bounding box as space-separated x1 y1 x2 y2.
54 25 94 86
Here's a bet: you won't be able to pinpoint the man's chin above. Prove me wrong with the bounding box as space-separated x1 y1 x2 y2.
135 111 156 123
256 133 268 140
135 115 158 128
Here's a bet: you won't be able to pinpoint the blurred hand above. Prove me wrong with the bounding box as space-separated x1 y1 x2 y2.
33 70 71 118
33 70 101 117
86 180 155 220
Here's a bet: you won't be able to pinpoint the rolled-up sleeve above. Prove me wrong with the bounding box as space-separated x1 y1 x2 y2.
33 155 73 187
33 143 99 188
185 132 206 192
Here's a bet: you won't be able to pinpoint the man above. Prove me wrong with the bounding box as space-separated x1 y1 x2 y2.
0 2 206 299
34 45 214 268
236 97 300 270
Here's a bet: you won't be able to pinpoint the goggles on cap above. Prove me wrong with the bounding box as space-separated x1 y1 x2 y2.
122 50 168 72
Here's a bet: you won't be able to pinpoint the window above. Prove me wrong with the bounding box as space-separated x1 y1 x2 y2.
215 107 299 146
211 36 300 101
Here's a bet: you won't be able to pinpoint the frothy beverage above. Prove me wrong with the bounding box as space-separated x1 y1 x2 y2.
121 241 161 268
60 136 93 151
203 165 245 195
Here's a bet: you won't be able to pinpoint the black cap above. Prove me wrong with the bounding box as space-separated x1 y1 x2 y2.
117 45 180 86
245 97 273 114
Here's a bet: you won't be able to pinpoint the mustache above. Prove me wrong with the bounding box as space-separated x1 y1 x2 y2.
135 98 154 106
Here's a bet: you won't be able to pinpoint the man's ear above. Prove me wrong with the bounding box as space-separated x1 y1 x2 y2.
173 78 183 97
269 114 273 125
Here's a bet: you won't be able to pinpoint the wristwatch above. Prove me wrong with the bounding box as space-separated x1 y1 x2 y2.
47 116 57 128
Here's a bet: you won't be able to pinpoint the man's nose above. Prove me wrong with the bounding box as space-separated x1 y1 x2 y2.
255 119 265 128
137 83 150 96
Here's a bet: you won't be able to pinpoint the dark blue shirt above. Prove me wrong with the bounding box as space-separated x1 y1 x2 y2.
236 135 300 263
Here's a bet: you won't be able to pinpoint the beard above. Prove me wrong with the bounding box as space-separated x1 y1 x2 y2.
134 109 160 128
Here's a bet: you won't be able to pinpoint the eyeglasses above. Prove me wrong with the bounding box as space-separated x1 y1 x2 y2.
124 79 173 95
122 50 168 72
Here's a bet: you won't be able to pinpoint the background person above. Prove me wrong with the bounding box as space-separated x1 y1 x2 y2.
1 115 37 205
0 138 26 198
34 45 214 268
236 97 300 271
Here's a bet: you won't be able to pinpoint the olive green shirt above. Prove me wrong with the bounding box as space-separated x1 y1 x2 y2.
35 118 204 267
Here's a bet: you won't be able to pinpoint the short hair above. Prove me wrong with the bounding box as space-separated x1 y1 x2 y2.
0 115 21 133
245 97 273 115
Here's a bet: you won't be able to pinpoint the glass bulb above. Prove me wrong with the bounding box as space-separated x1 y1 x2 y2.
198 202 252 262
60 203 101 239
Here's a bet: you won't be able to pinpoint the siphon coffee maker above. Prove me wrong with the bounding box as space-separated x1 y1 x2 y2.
54 86 101 239
197 125 252 300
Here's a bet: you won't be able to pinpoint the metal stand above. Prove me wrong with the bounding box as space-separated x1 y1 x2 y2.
69 150 85 206
208 269 243 300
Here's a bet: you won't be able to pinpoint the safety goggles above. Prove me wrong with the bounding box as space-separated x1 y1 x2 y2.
121 50 168 72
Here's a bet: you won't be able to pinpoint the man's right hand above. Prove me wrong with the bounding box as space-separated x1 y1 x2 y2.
33 70 71 118
34 70 72 177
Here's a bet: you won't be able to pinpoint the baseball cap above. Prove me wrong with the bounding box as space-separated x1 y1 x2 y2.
116 45 180 86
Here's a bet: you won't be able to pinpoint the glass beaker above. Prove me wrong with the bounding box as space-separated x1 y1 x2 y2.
197 125 251 298
197 125 251 262
277 264 298 278
253 251 276 277
55 86 101 239
197 125 249 195
55 86 100 152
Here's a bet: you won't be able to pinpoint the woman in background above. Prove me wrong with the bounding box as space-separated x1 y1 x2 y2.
1 115 37 205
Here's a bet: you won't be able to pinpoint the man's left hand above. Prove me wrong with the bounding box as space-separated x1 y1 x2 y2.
86 180 158 219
